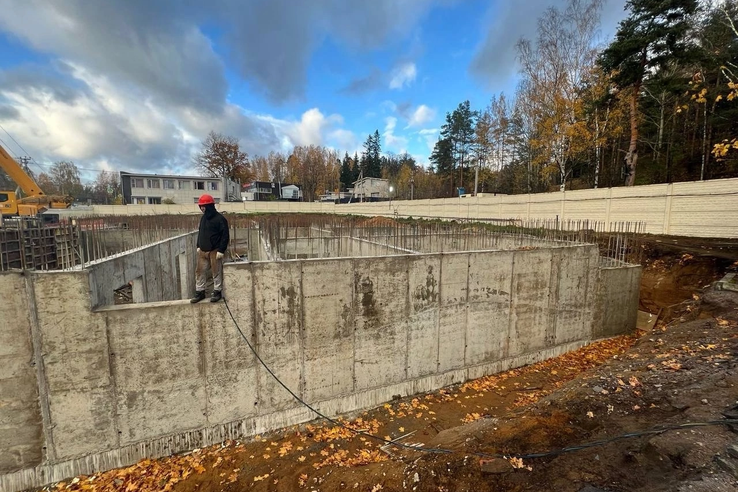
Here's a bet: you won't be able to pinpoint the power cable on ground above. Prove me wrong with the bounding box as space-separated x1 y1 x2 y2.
222 297 738 461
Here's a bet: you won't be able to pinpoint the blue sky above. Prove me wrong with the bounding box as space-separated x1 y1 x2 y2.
0 0 627 182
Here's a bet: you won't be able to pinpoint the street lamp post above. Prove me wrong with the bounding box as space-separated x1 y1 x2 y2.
389 185 394 209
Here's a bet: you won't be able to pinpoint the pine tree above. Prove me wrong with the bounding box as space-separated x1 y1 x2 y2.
430 137 455 196
361 130 382 177
340 152 353 190
599 0 698 185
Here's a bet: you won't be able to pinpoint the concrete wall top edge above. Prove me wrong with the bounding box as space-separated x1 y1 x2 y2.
94 299 194 312
82 231 197 269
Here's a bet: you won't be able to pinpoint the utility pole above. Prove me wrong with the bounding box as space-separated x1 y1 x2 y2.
18 156 32 173
473 158 480 196
410 171 415 200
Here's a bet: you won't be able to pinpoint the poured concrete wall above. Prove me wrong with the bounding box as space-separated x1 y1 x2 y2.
276 237 411 259
0 273 43 473
85 232 197 308
0 245 640 491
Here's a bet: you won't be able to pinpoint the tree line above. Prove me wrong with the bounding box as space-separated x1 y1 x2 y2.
430 0 738 194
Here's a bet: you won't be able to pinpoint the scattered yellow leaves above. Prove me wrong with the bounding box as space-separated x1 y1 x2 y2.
253 474 270 482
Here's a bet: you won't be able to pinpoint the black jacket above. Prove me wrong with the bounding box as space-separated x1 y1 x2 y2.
197 205 229 253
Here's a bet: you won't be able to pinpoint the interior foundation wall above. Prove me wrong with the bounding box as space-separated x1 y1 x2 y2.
85 232 197 308
0 244 640 492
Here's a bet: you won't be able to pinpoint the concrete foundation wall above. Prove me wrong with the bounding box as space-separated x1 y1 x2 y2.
85 232 197 308
0 245 640 492
276 237 411 259
0 273 43 474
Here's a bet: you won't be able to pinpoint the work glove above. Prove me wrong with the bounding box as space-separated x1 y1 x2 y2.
216 252 224 260
197 248 201 253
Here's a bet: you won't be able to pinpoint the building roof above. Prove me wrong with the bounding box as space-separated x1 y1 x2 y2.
120 171 224 181
353 176 388 185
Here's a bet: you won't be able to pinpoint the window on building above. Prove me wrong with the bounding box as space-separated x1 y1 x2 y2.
163 179 175 189
0 193 8 202
195 181 205 190
208 181 219 191
179 180 191 190
148 197 162 204
132 197 146 204
132 178 144 188
147 179 160 189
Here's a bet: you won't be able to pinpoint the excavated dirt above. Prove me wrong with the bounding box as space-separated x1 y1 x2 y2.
44 238 738 492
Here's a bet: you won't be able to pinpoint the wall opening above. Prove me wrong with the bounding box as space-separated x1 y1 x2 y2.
113 282 132 305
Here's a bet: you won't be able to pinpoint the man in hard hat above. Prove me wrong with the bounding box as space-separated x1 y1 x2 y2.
191 194 230 303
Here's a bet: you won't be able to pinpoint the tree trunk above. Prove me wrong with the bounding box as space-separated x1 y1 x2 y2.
700 101 707 180
625 86 640 186
594 108 600 189
656 92 665 170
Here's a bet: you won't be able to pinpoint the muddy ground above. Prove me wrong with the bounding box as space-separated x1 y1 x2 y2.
47 238 738 492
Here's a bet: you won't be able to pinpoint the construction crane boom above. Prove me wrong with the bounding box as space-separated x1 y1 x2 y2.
0 143 73 216
0 144 45 197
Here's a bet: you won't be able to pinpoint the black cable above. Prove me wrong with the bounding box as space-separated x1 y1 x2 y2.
222 298 738 461
0 123 48 176
222 297 451 456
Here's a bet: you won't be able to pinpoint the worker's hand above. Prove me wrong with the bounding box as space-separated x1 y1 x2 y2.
196 248 201 253
216 252 224 260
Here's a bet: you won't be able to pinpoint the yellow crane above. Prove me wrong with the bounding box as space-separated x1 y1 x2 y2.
0 143 74 216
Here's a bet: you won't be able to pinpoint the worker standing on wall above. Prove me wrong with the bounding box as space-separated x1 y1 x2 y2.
191 194 230 303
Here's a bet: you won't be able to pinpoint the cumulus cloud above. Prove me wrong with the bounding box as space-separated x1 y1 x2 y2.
0 64 348 176
389 62 418 90
383 116 409 152
0 0 446 176
0 0 442 103
328 129 359 154
469 0 627 89
406 104 436 127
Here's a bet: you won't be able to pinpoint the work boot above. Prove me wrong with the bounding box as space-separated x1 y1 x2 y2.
210 290 222 303
190 291 206 303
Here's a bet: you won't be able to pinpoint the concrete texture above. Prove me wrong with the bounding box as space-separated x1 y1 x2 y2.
0 243 641 492
0 273 42 473
594 264 642 338
85 232 197 308
276 236 411 259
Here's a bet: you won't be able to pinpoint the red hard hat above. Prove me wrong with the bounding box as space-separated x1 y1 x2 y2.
198 194 215 205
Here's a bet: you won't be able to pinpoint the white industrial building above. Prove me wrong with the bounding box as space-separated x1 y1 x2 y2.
352 177 389 201
120 171 240 205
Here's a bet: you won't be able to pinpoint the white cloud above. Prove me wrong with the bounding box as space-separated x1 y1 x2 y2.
277 107 343 147
417 128 439 152
406 104 436 127
328 128 359 154
0 64 352 179
383 116 409 151
389 62 417 90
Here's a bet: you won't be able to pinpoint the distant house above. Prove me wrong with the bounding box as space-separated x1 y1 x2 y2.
241 181 302 201
319 191 353 203
119 171 240 205
280 184 302 201
352 177 389 201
